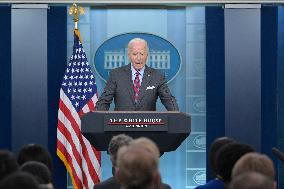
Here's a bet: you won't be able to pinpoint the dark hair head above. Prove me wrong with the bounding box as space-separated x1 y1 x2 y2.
0 171 39 189
17 144 53 172
108 134 133 166
209 137 234 175
0 150 19 180
216 142 254 183
20 161 51 184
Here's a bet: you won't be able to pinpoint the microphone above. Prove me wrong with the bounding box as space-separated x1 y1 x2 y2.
272 147 284 163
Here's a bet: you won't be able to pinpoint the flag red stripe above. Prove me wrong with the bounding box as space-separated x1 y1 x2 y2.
85 99 101 165
58 122 90 189
81 98 101 164
60 101 100 182
133 86 139 93
58 121 91 189
87 99 95 112
80 138 100 183
59 99 101 168
59 100 82 137
82 169 89 189
58 120 82 166
78 109 84 117
91 146 101 166
59 98 100 183
57 140 83 189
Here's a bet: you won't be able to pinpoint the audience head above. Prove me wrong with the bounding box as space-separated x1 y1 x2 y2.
108 134 133 167
232 152 275 180
0 150 19 181
209 137 234 176
17 144 53 172
0 171 39 189
229 172 275 189
20 161 52 185
216 142 254 183
131 137 160 158
116 145 159 189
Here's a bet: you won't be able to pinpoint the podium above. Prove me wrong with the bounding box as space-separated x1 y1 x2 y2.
81 111 191 153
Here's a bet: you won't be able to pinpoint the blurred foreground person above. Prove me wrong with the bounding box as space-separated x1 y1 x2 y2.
116 144 160 189
195 137 234 189
93 134 133 189
0 150 19 181
20 161 54 189
215 142 254 189
17 144 53 172
229 172 275 189
130 137 171 188
232 152 276 188
0 171 39 189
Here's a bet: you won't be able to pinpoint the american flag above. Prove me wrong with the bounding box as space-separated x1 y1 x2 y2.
57 30 101 189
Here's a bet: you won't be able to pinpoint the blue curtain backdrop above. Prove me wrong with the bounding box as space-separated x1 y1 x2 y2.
205 5 279 186
205 6 225 180
0 5 11 150
47 6 67 189
261 4 278 174
278 6 284 189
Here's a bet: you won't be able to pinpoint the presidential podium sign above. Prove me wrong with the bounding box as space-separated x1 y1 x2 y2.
81 111 191 152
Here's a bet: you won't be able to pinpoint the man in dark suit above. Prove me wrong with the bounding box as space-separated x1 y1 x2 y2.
96 38 179 111
93 134 133 189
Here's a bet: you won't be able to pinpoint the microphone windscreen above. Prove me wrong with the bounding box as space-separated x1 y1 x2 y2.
272 147 284 163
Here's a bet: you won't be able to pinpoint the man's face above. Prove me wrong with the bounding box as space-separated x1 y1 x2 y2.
128 41 148 70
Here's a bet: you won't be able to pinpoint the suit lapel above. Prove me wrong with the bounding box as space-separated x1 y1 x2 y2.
136 66 152 107
124 64 136 105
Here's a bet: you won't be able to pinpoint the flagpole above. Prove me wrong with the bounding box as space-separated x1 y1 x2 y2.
58 4 101 189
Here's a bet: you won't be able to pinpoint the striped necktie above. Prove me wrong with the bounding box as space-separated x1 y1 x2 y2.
133 71 141 103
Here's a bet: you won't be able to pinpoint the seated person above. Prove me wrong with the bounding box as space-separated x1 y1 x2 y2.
231 152 276 188
20 161 54 189
0 171 39 189
195 137 234 189
130 137 170 189
93 134 133 189
17 144 53 172
116 143 160 189
229 172 275 189
214 142 254 189
0 150 19 181
93 135 170 189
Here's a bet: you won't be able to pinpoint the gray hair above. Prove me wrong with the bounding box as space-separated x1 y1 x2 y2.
127 38 149 53
229 172 274 189
131 137 160 158
232 152 275 180
117 145 159 189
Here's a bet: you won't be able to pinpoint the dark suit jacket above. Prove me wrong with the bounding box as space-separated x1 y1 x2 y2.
96 64 179 111
93 176 171 189
93 177 120 189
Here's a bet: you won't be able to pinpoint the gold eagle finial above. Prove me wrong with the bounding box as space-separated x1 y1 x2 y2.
69 3 85 30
